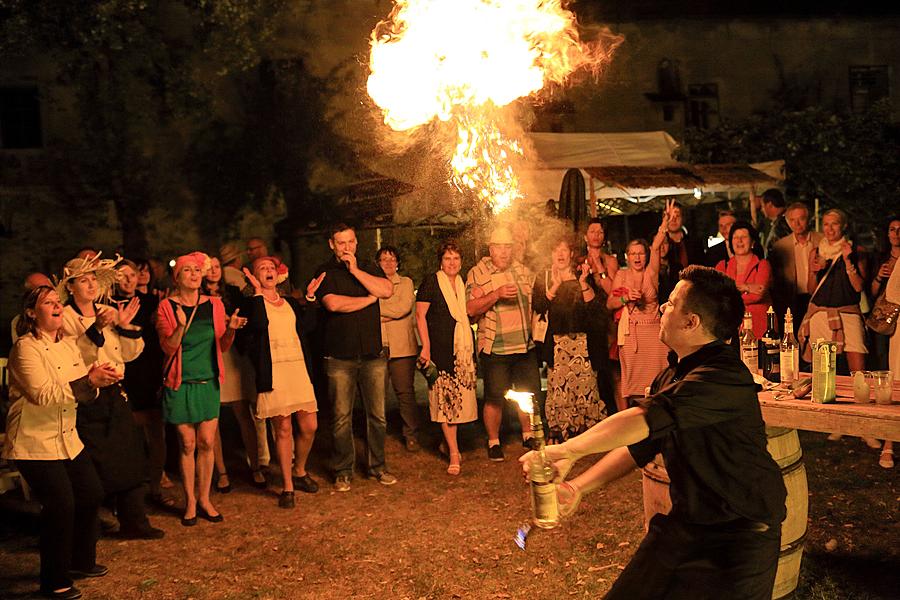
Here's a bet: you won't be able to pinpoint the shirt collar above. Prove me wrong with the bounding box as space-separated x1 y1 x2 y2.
668 340 727 378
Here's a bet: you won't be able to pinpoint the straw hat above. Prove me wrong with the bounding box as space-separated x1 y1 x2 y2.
219 243 242 266
56 252 123 304
488 226 514 245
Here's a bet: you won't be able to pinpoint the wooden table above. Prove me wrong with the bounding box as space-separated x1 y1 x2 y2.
758 375 900 441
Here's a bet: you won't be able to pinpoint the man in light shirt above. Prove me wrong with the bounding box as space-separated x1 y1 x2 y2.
770 202 822 327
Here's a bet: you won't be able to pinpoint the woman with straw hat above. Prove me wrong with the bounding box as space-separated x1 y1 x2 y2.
59 254 164 540
156 252 246 526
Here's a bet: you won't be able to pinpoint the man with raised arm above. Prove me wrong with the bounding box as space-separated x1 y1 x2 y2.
313 224 396 492
521 265 786 600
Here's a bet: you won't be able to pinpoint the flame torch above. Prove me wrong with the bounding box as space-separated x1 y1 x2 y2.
506 390 559 529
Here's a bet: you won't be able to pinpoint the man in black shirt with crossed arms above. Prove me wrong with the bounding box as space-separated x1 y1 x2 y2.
522 265 787 599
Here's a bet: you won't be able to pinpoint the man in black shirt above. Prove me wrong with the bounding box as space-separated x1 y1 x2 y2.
521 265 786 600
313 224 396 492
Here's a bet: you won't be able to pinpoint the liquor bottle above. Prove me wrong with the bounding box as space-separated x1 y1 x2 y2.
740 312 759 375
527 406 559 529
780 308 799 387
760 306 780 383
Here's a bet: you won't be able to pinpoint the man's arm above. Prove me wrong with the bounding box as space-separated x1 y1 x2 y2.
467 287 500 319
568 446 639 497
558 407 650 462
352 267 393 299
379 278 414 320
321 293 378 313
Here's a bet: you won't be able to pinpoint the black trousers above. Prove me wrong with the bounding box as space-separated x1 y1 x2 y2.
605 513 781 600
16 451 104 592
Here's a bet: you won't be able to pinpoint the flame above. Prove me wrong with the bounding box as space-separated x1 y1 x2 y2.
505 389 535 414
368 0 604 214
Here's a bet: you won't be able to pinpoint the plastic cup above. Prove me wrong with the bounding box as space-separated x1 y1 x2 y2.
852 371 871 403
871 370 894 405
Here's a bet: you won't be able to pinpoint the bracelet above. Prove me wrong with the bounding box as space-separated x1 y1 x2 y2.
305 294 316 302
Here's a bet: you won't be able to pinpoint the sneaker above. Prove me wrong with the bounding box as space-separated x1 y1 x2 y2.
69 564 108 579
334 474 352 492
487 444 505 462
278 491 295 509
368 470 398 486
522 437 539 451
292 473 319 494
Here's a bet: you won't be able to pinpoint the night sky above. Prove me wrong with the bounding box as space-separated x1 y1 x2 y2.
573 0 900 20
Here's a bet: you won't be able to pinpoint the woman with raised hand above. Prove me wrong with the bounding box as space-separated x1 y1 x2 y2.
202 255 264 492
241 257 323 508
156 252 246 526
415 241 477 475
608 202 671 409
4 286 117 600
532 231 607 444
60 255 163 540
714 221 771 338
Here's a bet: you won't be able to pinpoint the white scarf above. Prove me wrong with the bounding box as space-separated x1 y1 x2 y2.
436 270 473 358
817 236 847 260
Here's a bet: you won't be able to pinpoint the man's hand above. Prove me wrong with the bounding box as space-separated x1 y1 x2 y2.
519 444 574 485
341 252 358 272
497 283 519 300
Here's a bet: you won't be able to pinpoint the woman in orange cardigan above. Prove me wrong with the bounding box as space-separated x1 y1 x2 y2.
715 221 772 338
156 252 246 526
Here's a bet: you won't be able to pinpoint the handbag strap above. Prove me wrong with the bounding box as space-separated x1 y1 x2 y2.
160 300 200 383
809 256 839 305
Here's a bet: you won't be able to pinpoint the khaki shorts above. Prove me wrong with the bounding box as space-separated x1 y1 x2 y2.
809 311 868 354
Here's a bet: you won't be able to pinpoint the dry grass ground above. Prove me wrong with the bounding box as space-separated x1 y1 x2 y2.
1 417 897 599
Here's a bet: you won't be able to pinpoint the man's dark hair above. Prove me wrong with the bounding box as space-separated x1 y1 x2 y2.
679 265 744 341
761 188 785 208
375 245 400 265
329 223 354 240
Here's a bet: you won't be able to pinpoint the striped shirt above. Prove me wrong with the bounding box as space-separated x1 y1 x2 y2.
466 257 534 355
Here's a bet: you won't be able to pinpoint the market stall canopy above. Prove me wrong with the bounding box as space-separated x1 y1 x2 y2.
518 131 783 215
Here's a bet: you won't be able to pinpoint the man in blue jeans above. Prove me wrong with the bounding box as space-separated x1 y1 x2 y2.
314 224 396 492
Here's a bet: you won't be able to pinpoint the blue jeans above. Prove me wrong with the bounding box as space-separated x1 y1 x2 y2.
327 356 388 477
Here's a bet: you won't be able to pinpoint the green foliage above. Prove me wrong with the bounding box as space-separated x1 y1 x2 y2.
0 1 289 255
675 101 900 242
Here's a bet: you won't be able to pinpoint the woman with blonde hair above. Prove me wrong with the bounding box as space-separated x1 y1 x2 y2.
156 252 246 525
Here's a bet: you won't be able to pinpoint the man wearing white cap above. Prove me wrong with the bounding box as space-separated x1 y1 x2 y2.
466 226 540 461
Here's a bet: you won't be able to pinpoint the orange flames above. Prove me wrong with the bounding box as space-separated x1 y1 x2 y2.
368 0 607 214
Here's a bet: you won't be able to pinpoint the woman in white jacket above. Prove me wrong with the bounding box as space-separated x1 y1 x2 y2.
4 285 119 599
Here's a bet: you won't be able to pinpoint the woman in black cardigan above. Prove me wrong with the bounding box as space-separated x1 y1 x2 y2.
240 257 324 508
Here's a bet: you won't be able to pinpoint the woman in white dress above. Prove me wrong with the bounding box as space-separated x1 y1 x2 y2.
241 257 325 508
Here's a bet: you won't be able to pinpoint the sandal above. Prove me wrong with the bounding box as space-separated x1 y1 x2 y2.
879 450 894 469
447 452 462 476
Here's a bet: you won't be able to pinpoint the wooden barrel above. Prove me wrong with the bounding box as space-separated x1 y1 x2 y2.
639 427 808 599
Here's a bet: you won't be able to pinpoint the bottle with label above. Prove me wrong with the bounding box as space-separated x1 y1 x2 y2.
780 308 799 387
527 409 559 529
760 306 780 383
740 312 759 375
812 338 837 403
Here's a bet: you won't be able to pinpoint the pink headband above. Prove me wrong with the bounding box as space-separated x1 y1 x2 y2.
174 252 210 279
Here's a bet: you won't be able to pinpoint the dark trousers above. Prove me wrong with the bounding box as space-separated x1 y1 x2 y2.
481 349 542 403
605 513 781 600
387 356 419 440
16 451 104 592
114 484 152 533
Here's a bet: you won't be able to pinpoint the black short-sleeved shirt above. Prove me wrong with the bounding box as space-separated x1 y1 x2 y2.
628 340 787 527
314 255 386 359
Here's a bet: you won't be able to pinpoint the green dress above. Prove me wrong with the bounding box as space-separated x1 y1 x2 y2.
163 301 220 424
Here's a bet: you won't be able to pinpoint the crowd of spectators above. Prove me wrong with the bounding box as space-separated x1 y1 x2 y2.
2 192 898 599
